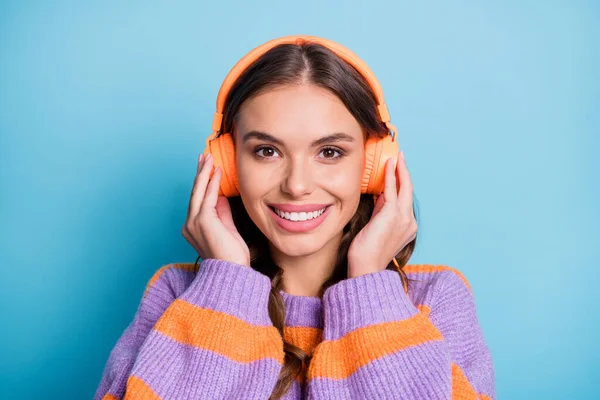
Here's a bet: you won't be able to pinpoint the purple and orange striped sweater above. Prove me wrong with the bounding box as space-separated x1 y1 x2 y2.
94 259 496 399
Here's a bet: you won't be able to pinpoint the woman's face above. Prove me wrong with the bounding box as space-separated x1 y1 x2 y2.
234 84 365 257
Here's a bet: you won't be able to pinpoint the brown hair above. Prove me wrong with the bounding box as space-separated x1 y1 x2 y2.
197 42 418 399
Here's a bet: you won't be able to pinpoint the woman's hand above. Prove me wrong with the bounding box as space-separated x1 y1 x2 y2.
181 154 251 267
347 151 417 278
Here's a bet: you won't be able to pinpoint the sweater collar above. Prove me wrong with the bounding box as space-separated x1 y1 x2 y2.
279 290 323 329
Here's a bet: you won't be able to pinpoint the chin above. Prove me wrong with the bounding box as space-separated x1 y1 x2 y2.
269 234 331 258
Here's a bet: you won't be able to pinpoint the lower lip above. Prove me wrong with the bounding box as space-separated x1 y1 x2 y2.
268 206 332 233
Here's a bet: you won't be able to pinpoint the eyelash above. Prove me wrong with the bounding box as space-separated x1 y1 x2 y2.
254 146 278 159
253 145 346 160
319 146 346 160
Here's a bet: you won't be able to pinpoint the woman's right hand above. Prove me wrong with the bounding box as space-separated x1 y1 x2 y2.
181 153 251 267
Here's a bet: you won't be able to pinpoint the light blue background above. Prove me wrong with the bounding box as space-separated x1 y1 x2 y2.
1 1 598 398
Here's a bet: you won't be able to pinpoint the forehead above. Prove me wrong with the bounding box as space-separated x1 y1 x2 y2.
234 84 363 143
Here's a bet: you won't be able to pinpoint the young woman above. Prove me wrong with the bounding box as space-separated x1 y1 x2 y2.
94 36 496 400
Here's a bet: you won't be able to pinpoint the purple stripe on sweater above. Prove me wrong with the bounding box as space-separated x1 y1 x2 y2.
137 267 196 338
280 378 303 400
131 330 284 400
306 341 452 400
281 290 323 328
404 271 441 308
426 270 496 398
151 266 197 297
322 270 419 341
181 259 273 326
93 348 136 400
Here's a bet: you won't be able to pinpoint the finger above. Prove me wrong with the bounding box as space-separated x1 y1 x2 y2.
200 165 222 215
215 195 236 233
188 154 213 219
186 154 204 215
397 151 414 205
383 157 397 202
372 191 386 216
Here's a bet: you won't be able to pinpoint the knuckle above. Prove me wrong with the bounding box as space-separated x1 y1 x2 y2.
185 220 198 234
400 217 417 231
410 220 418 233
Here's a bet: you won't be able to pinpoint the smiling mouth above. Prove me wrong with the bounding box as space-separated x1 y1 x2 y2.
268 205 328 222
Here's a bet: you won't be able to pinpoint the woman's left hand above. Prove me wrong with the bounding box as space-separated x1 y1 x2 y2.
347 151 417 278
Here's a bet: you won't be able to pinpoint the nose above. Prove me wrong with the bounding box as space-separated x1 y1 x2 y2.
280 156 315 197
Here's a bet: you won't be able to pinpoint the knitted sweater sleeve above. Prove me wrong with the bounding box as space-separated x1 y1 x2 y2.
93 259 284 400
306 268 496 400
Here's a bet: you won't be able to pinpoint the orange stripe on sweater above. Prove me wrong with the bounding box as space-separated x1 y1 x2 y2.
417 304 431 316
451 362 478 399
153 299 285 364
451 362 491 399
285 307 429 357
404 264 471 293
144 263 197 296
102 395 119 400
283 326 323 384
307 310 443 379
124 375 162 399
283 326 323 357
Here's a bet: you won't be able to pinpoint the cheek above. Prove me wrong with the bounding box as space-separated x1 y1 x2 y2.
236 153 269 197
236 155 279 224
318 159 363 198
237 167 258 196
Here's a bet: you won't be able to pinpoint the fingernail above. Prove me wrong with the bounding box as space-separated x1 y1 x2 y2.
198 154 204 163
400 151 405 160
206 153 212 160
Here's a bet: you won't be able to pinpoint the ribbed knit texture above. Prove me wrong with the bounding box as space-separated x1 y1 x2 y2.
94 259 495 400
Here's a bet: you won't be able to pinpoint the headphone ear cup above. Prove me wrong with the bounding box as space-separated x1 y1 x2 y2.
361 136 379 194
204 133 239 197
362 135 399 195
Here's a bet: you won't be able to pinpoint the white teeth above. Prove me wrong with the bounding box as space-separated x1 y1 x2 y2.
274 207 326 221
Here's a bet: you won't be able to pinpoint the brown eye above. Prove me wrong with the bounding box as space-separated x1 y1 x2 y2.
319 147 344 159
255 146 280 159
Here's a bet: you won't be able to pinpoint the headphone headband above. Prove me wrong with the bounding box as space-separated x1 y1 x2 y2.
209 35 397 141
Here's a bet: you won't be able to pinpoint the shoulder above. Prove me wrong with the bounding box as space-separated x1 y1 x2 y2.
122 263 199 343
404 264 472 292
403 264 473 308
142 262 198 301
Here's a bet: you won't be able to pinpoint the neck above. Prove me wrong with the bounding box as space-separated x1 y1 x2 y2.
269 232 343 298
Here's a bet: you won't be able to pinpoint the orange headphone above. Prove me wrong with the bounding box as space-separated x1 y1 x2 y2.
204 35 400 202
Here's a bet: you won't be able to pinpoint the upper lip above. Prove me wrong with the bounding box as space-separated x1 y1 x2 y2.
268 203 330 213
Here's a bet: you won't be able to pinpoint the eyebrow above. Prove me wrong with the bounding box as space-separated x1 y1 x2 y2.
242 130 355 147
